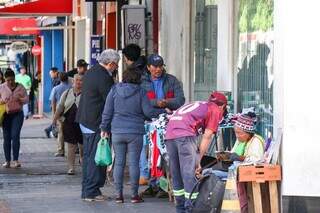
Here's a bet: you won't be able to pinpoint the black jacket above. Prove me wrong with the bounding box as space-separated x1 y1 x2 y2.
76 64 114 131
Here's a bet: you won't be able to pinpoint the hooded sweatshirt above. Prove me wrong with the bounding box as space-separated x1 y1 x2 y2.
100 83 165 134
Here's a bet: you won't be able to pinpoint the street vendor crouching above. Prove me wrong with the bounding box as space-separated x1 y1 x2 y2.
165 92 228 213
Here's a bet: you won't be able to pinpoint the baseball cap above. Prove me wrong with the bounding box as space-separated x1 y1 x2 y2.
147 54 164 67
208 91 228 106
77 59 88 67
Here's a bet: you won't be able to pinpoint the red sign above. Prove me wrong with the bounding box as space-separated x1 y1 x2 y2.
31 45 41 56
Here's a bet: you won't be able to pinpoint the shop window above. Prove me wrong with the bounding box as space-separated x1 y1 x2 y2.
193 0 218 100
235 0 274 141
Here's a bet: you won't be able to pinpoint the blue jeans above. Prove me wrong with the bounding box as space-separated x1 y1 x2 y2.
2 111 24 162
113 133 143 196
139 143 150 179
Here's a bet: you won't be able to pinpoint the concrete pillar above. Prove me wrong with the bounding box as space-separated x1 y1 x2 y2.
274 0 320 196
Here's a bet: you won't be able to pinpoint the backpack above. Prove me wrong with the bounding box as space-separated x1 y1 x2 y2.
190 172 226 213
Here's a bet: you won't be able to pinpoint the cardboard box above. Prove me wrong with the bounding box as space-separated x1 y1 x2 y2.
238 164 281 183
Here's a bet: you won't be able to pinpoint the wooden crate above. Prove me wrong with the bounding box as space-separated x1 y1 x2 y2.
238 164 281 183
238 164 282 213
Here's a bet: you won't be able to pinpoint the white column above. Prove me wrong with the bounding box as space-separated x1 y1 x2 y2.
217 0 233 92
274 0 320 196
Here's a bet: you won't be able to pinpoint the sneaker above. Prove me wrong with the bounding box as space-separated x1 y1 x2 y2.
2 161 10 168
156 189 169 198
139 177 149 186
131 195 144 204
115 195 124 203
11 161 21 168
67 169 75 175
140 186 157 198
54 153 64 157
83 195 106 202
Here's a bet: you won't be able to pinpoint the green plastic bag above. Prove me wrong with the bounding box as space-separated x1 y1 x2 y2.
95 138 112 166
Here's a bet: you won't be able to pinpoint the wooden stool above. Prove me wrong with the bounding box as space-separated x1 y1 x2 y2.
238 164 281 213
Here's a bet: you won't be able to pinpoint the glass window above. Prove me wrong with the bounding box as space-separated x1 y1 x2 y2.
193 0 218 101
235 0 274 140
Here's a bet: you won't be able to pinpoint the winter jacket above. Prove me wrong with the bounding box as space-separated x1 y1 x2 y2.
140 72 185 110
76 64 114 131
100 83 165 134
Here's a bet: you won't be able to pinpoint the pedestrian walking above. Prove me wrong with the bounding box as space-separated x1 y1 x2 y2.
0 68 28 168
76 49 119 202
165 91 227 213
100 68 167 204
15 67 31 119
53 74 83 175
50 72 71 157
44 67 60 138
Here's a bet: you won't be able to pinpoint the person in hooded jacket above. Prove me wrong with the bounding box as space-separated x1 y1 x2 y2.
100 67 169 204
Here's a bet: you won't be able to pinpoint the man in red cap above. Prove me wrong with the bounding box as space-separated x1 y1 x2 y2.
165 91 227 213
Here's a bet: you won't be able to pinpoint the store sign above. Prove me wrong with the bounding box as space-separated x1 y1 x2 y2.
31 45 41 56
122 5 146 49
10 41 28 53
90 35 103 65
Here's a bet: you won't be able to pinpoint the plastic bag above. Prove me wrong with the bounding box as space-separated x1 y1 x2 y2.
95 138 112 166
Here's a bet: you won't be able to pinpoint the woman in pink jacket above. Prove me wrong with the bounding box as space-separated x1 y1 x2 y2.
0 68 28 168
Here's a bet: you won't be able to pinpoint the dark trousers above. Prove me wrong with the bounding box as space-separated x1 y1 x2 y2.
2 111 24 162
166 136 199 213
112 133 143 197
81 132 106 199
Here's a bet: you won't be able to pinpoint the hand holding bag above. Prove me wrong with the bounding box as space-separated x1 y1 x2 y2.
95 138 112 166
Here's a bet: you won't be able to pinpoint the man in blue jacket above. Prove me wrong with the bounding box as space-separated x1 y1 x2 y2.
140 54 185 197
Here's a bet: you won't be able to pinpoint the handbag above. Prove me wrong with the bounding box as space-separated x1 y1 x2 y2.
95 138 112 166
0 104 6 125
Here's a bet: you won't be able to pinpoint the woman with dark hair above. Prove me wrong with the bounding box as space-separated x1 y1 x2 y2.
0 68 28 168
100 67 169 203
0 68 5 84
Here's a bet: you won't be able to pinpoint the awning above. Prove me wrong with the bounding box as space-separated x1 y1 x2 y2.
0 18 39 35
0 0 72 17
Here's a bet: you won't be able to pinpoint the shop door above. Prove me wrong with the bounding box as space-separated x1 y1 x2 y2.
194 0 218 101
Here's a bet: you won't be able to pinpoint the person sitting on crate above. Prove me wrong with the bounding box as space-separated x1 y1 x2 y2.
201 109 265 213
210 109 265 179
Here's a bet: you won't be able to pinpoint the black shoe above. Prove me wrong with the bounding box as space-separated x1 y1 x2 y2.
44 129 51 138
115 195 124 203
131 195 144 203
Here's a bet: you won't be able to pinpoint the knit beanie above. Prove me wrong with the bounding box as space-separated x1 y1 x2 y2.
234 110 257 133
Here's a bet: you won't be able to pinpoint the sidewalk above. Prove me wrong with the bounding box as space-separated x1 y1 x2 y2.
0 118 175 213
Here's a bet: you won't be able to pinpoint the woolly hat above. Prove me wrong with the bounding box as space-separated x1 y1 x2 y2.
234 109 257 133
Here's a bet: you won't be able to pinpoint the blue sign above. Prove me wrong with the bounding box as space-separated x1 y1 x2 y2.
90 35 103 65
